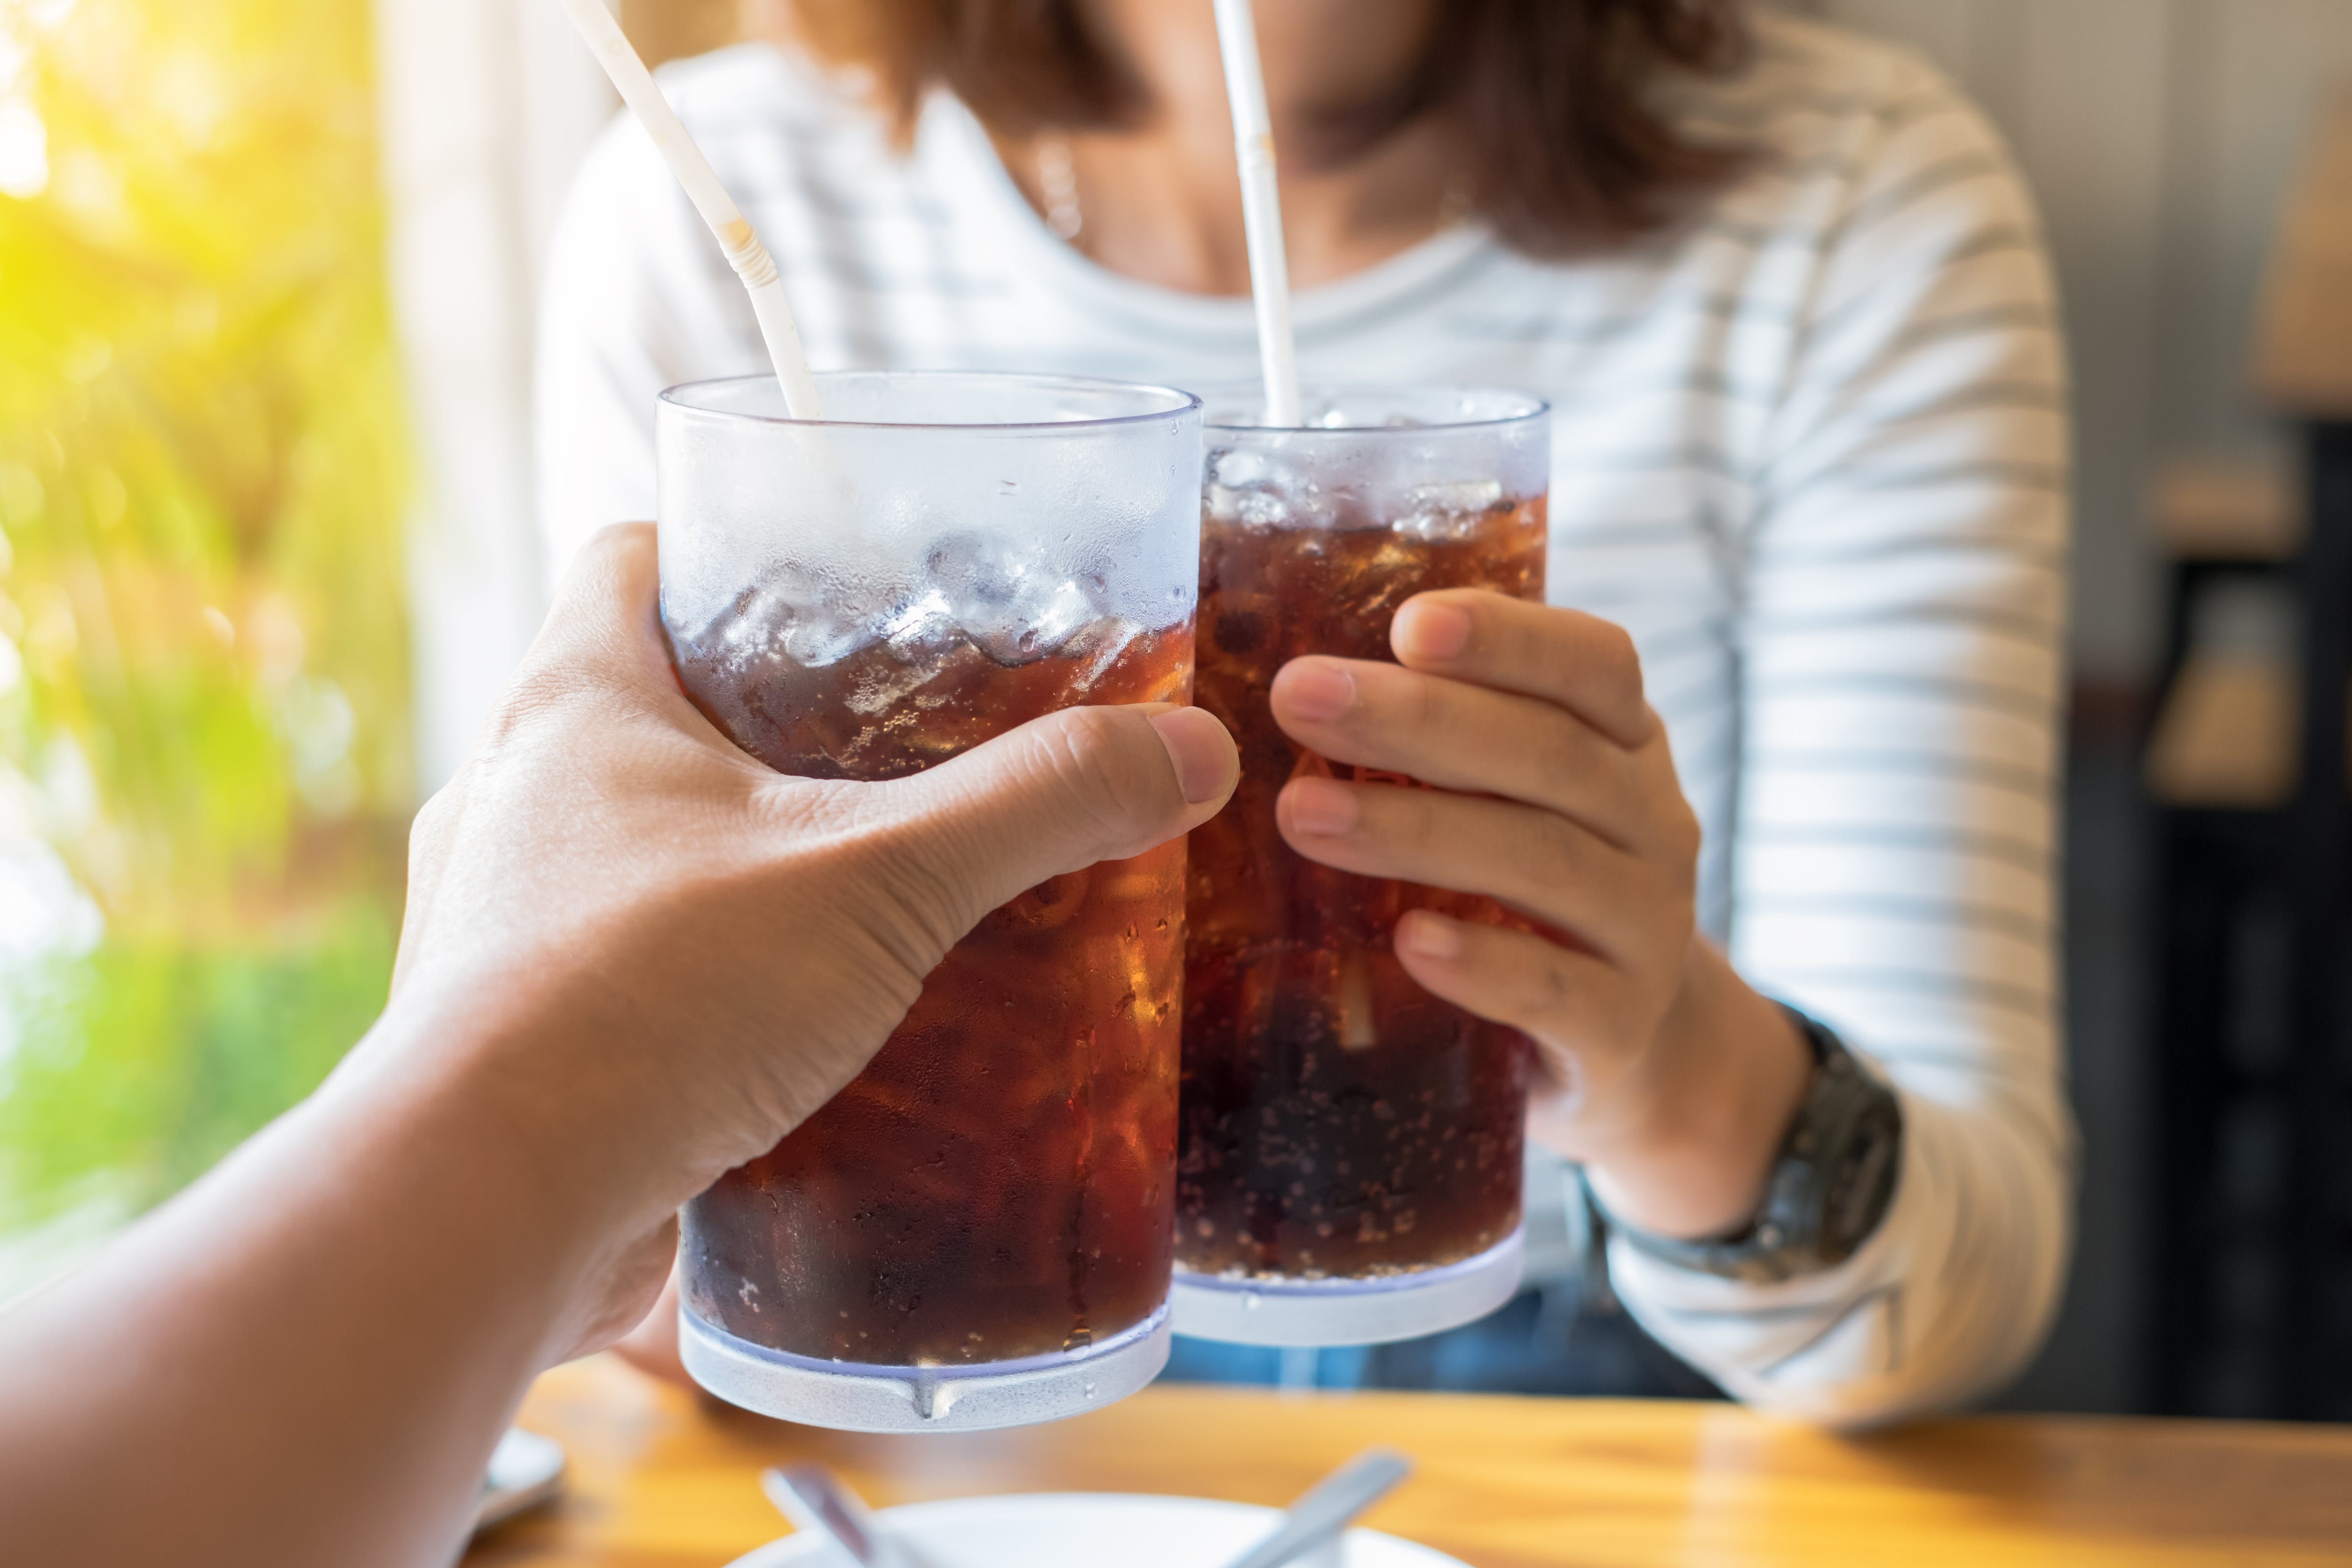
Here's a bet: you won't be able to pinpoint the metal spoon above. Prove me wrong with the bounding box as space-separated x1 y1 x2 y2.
1223 1448 1414 1568
761 1464 922 1568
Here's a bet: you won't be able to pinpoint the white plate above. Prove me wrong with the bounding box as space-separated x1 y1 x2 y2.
723 1492 1467 1568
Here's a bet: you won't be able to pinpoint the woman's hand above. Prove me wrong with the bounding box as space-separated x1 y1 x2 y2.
369 521 1240 1355
1267 589 1811 1240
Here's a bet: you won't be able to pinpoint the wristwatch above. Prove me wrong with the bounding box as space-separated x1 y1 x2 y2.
1595 1007 1904 1285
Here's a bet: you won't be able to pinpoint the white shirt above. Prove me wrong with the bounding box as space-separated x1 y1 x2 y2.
536 12 2074 1429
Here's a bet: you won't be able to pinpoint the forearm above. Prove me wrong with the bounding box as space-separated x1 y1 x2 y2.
1608 1078 2072 1428
0 521 1240 1564
0 1007 619 1568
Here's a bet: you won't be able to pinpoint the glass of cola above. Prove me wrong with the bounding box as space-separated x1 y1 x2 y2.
1174 385 1551 1347
659 372 1202 1431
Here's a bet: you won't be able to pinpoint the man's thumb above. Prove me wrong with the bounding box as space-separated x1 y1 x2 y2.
877 703 1238 931
1140 706 1241 808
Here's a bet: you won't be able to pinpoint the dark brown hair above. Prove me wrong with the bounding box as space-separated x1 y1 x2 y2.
786 0 1753 256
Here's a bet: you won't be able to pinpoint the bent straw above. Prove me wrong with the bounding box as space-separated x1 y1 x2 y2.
554 0 826 419
1211 0 1303 428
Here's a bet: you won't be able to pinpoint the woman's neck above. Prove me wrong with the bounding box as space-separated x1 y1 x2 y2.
994 0 1458 296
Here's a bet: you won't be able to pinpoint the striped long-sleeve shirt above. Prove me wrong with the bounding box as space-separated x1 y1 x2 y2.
535 11 2074 1428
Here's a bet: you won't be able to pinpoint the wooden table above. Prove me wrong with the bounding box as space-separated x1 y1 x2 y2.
466 1355 2352 1567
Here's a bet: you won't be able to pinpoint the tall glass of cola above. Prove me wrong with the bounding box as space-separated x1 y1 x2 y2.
1174 385 1550 1346
659 372 1203 1431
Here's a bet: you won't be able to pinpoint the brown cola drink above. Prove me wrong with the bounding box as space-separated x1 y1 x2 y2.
675 612 1192 1366
1170 387 1550 1345
657 370 1204 1426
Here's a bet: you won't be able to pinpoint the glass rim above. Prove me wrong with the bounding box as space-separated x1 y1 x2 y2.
1201 380 1550 435
659 370 1204 432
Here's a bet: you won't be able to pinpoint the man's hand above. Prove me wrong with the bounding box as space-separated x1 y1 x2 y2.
0 521 1237 1568
375 521 1239 1350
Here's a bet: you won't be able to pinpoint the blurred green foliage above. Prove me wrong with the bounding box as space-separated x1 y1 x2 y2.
0 0 410 1266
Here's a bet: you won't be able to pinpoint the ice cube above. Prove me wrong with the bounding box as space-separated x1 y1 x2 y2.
1212 447 1275 490
1412 478 1503 513
925 531 1030 610
919 531 1078 662
767 618 834 669
698 583 787 661
1209 483 1307 528
1395 478 1504 541
779 592 880 669
1058 615 1144 690
921 527 1119 665
818 590 954 713
693 558 898 671
970 576 1096 665
881 589 961 656
1208 445 1324 529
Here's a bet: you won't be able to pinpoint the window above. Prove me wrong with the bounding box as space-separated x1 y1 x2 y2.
0 0 409 1291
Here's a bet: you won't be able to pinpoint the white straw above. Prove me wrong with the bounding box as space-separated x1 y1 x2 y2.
1211 0 1303 427
554 0 825 419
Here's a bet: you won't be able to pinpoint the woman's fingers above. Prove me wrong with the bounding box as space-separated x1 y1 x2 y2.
1391 590 1656 748
1390 911 1647 1093
1276 773 1683 967
1269 654 1653 848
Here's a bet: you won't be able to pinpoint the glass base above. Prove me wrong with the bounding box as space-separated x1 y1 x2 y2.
678 1301 1172 1433
1168 1227 1526 1347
